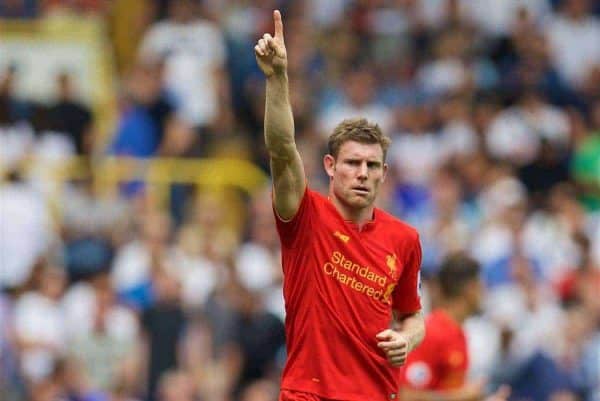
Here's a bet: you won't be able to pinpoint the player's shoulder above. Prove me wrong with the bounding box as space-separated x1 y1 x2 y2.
376 208 420 241
284 186 326 218
306 187 324 198
305 187 329 206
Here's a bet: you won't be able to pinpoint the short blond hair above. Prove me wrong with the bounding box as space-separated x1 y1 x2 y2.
327 118 391 161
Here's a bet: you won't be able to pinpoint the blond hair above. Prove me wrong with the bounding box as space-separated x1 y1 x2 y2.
327 118 391 160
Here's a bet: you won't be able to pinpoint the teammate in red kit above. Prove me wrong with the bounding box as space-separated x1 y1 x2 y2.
400 253 510 401
255 10 425 401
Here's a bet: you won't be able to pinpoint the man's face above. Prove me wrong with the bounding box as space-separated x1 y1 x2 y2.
324 140 387 211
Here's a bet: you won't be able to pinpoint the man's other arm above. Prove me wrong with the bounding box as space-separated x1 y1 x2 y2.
255 10 305 220
395 310 426 353
377 311 425 367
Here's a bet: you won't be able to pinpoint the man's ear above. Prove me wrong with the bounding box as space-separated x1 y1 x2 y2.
323 154 335 178
381 163 388 183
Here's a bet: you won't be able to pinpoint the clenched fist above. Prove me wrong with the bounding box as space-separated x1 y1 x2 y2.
255 10 287 77
376 329 411 367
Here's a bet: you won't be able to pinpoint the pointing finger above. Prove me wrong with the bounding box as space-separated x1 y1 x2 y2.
273 10 284 40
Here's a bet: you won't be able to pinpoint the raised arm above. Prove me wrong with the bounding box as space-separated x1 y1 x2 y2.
255 10 306 220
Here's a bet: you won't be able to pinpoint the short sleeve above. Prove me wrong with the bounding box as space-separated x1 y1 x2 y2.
392 234 422 314
273 187 313 249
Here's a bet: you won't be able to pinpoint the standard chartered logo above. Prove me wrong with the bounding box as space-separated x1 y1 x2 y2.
322 251 396 303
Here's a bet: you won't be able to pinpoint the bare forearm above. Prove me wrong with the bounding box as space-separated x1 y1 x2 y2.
395 311 425 352
265 73 295 158
256 10 305 219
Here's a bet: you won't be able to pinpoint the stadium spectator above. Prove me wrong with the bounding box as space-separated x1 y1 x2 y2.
141 268 185 401
572 98 600 212
110 210 173 310
545 0 600 89
0 172 54 290
13 263 67 382
65 269 140 392
46 72 95 155
0 65 35 172
110 61 193 159
138 0 231 153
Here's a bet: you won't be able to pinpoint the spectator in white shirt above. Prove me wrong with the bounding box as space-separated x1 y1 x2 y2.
14 264 67 382
485 89 570 165
139 0 231 143
0 173 53 290
545 0 600 88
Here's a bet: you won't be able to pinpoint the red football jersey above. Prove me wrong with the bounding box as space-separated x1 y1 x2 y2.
275 188 422 401
400 310 468 391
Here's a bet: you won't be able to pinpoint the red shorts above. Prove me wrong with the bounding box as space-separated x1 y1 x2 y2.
279 389 339 401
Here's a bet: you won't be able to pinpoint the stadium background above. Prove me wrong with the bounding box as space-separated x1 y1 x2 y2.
1 0 599 401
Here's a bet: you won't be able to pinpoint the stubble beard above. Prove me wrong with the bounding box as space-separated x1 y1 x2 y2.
341 187 377 210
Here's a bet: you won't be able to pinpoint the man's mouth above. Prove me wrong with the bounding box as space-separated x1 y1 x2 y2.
352 186 370 195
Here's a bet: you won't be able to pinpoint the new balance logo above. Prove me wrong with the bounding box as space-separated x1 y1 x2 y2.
333 231 350 243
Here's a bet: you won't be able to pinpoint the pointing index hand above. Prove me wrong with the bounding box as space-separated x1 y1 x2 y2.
274 9 284 41
255 9 288 77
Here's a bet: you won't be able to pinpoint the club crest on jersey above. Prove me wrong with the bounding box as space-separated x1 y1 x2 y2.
382 283 396 304
333 231 350 243
386 253 397 277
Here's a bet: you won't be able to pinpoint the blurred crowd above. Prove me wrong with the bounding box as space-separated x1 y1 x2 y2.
1 0 600 401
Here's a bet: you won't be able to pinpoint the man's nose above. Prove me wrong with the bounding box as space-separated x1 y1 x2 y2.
357 162 368 179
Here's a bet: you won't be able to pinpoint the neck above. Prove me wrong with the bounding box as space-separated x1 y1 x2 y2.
329 191 375 227
440 300 470 324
